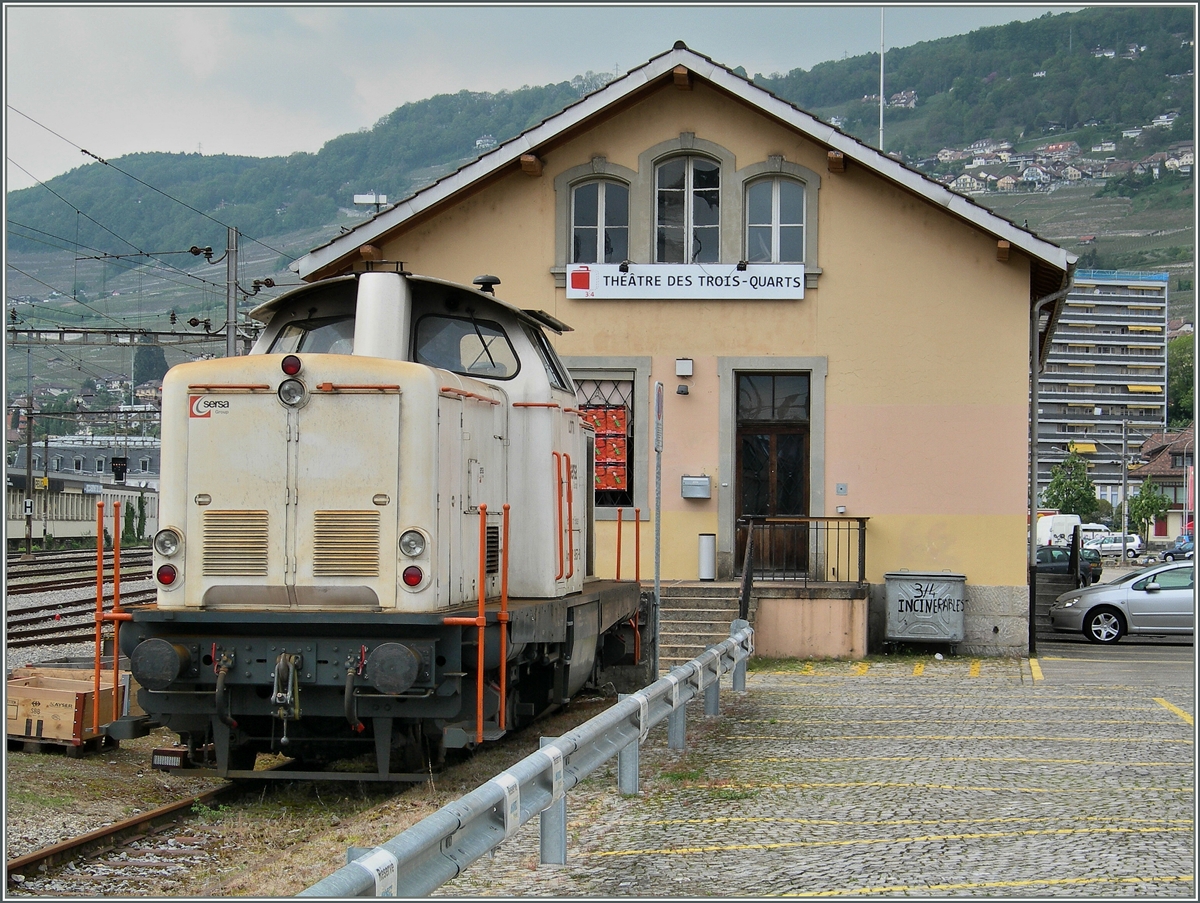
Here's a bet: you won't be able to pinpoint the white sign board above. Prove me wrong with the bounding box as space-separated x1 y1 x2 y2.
566 263 804 300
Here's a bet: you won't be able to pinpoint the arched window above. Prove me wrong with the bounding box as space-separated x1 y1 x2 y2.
745 177 805 263
571 180 629 264
656 156 720 263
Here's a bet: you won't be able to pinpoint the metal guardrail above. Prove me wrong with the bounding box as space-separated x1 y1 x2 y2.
298 620 754 898
737 516 868 586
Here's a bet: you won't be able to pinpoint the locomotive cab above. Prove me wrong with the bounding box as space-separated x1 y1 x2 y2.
124 266 643 778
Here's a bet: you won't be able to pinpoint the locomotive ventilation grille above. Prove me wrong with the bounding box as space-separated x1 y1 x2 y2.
203 510 269 575
314 511 380 576
486 525 500 574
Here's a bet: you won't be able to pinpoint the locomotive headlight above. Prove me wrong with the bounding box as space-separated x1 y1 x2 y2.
154 528 182 557
399 530 426 557
278 378 307 407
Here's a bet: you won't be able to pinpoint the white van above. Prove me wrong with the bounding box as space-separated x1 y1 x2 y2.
1036 514 1082 546
1079 522 1112 542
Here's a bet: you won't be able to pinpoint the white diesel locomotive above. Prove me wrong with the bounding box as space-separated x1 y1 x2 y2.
123 265 645 779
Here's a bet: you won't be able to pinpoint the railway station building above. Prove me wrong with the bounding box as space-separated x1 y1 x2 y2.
292 43 1076 656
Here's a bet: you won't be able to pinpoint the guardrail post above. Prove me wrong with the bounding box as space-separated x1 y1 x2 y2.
539 737 567 865
731 619 749 692
616 694 639 796
704 653 720 717
667 705 686 750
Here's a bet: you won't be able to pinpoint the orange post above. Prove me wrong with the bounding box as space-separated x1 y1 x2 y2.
93 502 104 735
552 452 564 579
615 507 623 581
564 453 574 579
499 503 510 731
111 501 122 723
634 507 641 584
475 504 488 745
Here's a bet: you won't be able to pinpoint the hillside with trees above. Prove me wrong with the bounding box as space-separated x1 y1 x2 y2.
6 7 1193 264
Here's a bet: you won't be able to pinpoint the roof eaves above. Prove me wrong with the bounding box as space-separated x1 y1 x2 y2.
295 44 1074 279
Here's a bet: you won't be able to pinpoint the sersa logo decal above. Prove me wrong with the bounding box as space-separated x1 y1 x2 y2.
189 395 230 418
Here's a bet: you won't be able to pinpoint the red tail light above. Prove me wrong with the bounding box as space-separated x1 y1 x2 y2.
402 566 423 587
157 564 178 585
281 355 302 375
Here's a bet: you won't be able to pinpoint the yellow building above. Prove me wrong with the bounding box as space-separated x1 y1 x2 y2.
294 44 1075 655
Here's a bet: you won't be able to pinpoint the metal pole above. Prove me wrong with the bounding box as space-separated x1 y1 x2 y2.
24 348 34 559
653 381 663 679
879 8 885 151
1122 420 1128 559
226 226 238 358
616 694 639 796
667 705 686 750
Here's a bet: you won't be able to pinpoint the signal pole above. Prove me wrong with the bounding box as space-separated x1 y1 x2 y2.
226 226 239 358
24 349 34 558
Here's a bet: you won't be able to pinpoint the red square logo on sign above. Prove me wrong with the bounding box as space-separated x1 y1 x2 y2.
570 266 590 290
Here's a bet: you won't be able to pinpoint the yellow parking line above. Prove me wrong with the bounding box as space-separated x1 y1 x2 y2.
1154 698 1194 725
1029 658 1044 681
851 662 870 676
969 659 981 677
800 662 815 675
797 874 1195 897
911 662 925 676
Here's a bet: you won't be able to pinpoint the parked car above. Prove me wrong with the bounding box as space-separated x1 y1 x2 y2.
1048 562 1195 644
1035 545 1092 587
1080 546 1103 582
1158 540 1194 562
1085 534 1144 559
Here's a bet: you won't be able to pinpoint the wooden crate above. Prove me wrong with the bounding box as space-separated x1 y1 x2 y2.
6 675 125 745
7 666 143 716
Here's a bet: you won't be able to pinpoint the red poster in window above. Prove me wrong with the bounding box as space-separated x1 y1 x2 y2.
581 406 606 432
606 407 627 436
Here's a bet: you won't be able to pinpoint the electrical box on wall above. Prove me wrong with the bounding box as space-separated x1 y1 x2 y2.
675 358 693 377
681 475 711 499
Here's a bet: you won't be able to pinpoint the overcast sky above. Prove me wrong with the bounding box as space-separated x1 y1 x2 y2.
7 4 1087 192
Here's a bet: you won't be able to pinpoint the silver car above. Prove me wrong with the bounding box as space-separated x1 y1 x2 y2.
1048 562 1194 644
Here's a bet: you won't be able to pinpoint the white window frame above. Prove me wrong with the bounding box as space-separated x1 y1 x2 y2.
570 179 630 265
654 154 721 264
744 176 806 264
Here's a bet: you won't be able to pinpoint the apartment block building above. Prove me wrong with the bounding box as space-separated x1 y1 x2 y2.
1037 269 1169 506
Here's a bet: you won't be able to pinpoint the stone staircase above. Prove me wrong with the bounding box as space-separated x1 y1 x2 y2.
656 582 754 671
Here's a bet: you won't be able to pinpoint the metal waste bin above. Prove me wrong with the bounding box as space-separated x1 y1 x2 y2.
884 570 966 647
698 534 716 581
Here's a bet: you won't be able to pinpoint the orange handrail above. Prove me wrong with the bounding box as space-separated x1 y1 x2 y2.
552 452 564 580
440 386 501 405
93 502 104 735
474 503 488 745
615 507 623 581
564 453 574 579
512 402 561 409
499 503 510 731
112 501 122 726
635 507 641 584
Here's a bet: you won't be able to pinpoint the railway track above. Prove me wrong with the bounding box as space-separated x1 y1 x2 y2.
6 590 157 648
5 783 238 888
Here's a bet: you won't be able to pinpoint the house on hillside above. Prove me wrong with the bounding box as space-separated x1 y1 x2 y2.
887 90 917 109
1132 425 1195 541
951 172 985 193
290 42 1075 656
996 174 1020 192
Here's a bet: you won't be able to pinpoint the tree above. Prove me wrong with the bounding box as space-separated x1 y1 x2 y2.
1126 477 1171 539
1167 334 1194 429
1042 452 1098 518
133 340 170 386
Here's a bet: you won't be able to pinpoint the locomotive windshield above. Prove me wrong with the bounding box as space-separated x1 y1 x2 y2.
269 315 355 355
413 314 519 379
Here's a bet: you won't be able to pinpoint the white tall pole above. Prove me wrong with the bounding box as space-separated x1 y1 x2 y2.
879 8 885 151
1121 420 1128 559
653 381 663 679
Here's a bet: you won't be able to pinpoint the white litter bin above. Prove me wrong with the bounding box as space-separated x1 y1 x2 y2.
698 533 716 581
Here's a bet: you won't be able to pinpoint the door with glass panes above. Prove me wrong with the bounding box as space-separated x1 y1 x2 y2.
735 373 810 575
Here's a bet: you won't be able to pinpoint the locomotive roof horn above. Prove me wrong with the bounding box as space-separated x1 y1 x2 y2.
472 274 501 295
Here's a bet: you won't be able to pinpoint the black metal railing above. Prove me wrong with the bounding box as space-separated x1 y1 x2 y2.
736 516 869 587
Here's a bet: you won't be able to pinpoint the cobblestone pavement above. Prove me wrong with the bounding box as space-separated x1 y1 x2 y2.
438 651 1194 897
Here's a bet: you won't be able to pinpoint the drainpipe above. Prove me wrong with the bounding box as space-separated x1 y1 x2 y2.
1028 280 1074 655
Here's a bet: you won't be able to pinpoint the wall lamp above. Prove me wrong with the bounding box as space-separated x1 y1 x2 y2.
736 260 748 271
619 259 631 273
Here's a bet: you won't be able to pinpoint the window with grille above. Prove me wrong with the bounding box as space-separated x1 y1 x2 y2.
575 378 634 508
